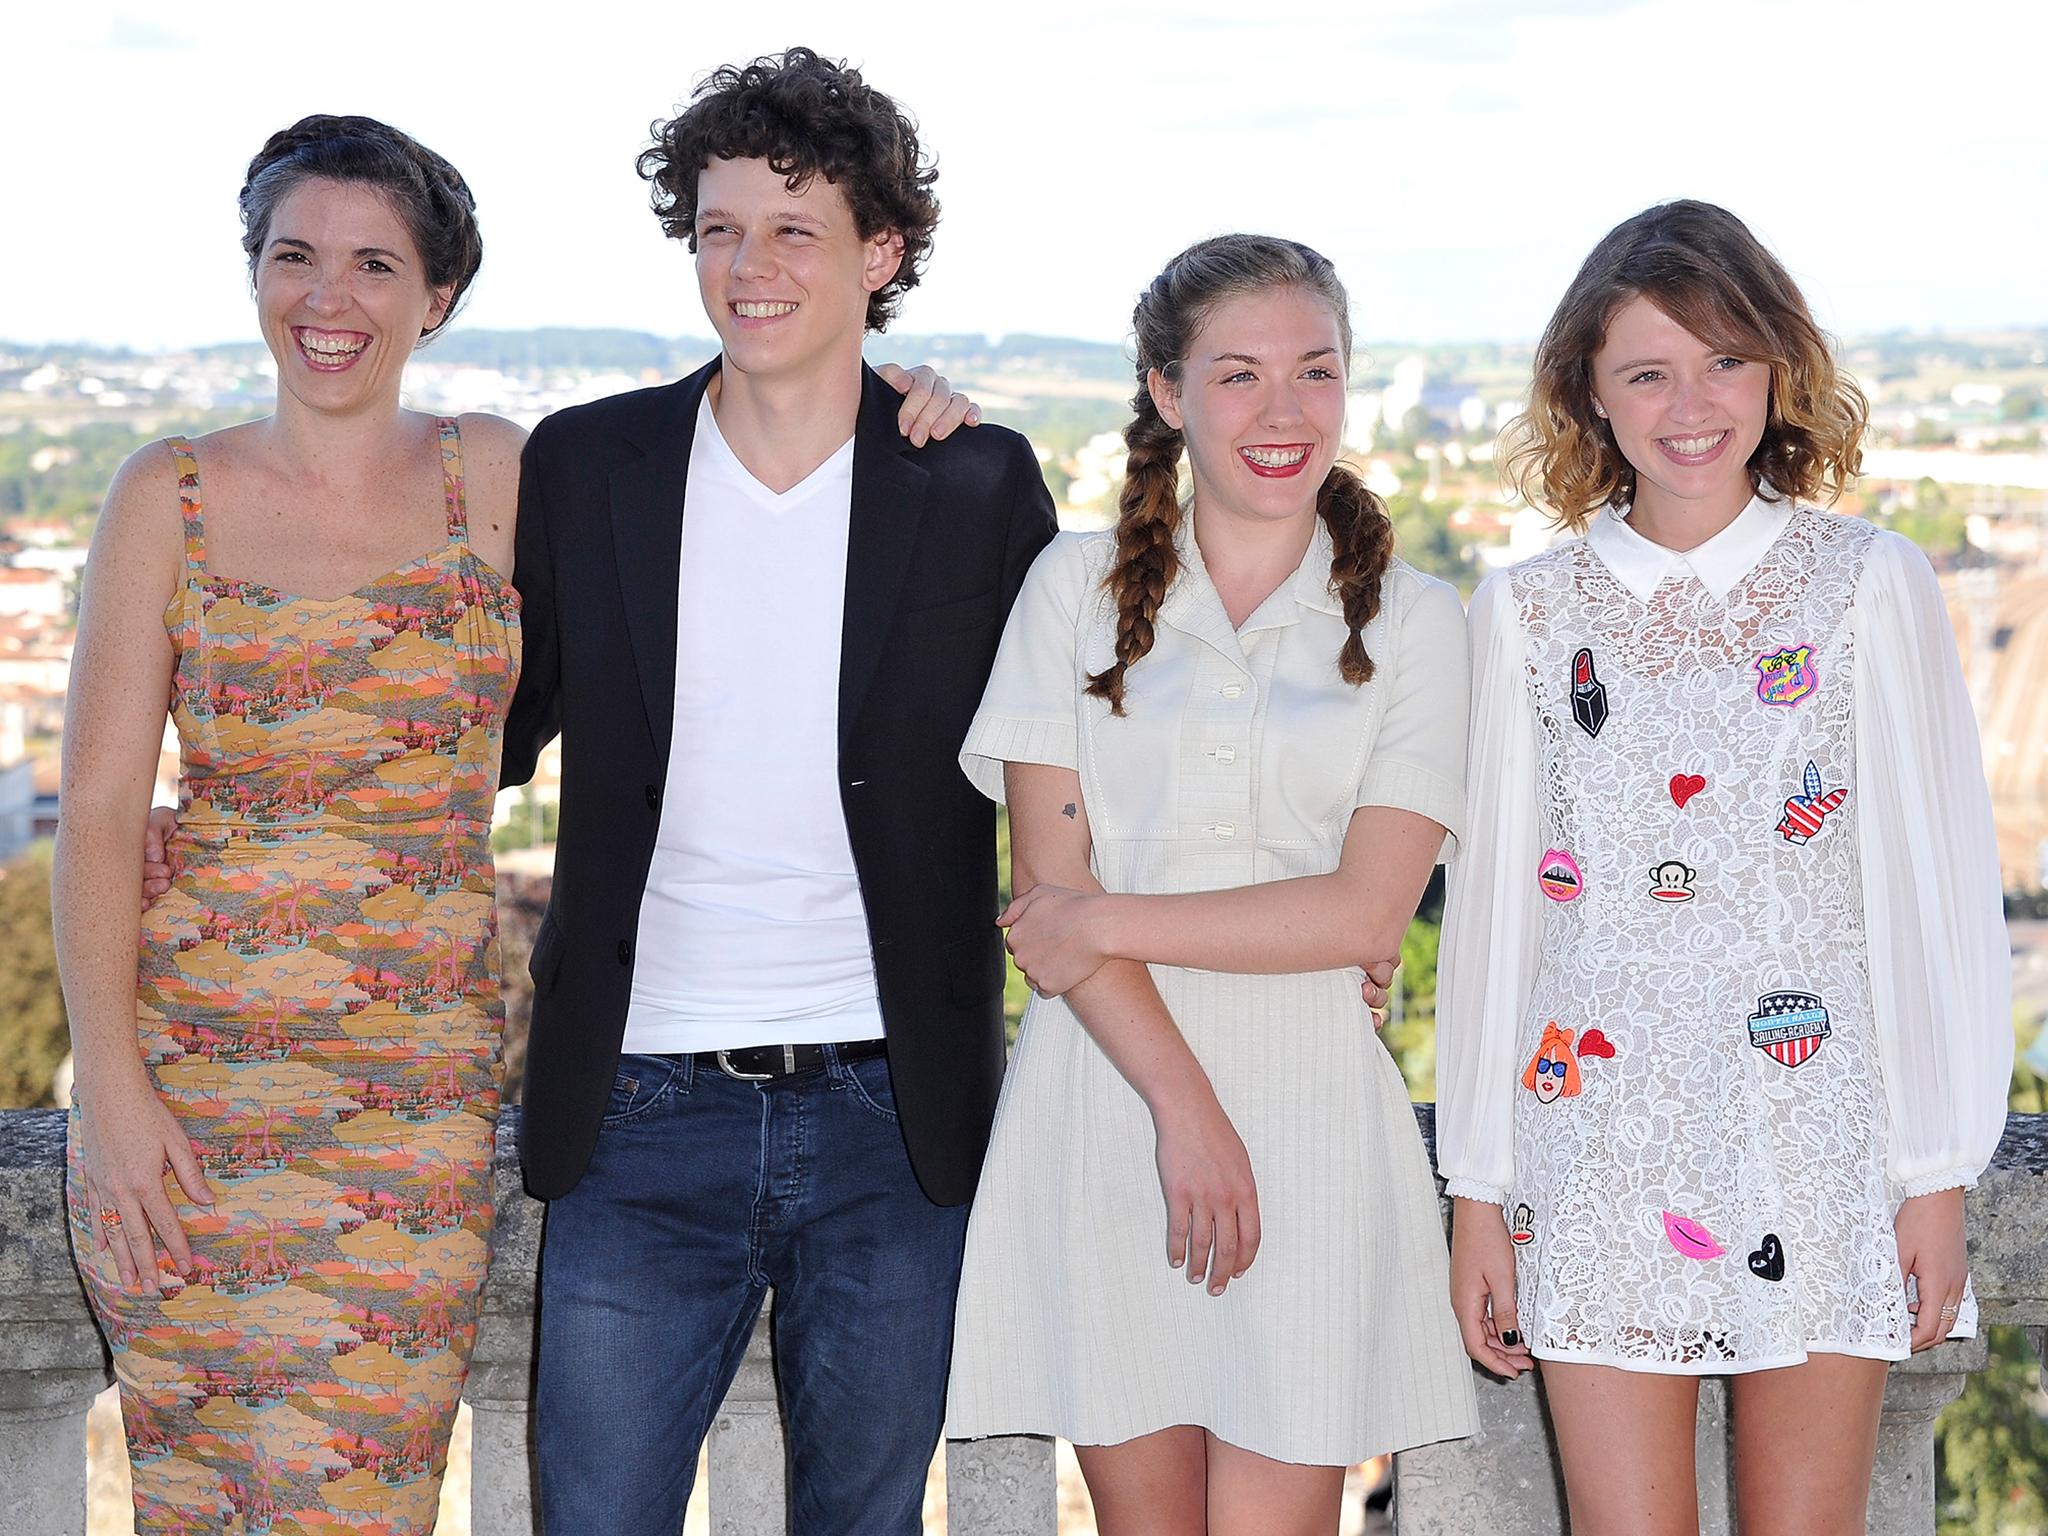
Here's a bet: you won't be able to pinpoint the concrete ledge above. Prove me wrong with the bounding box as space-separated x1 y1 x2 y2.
5 1107 2042 1534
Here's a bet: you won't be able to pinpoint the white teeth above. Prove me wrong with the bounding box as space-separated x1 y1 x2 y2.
1663 431 1726 456
1241 445 1308 468
734 301 798 319
299 331 365 357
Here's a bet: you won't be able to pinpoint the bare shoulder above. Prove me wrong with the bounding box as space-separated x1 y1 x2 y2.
454 412 525 568
455 411 528 465
78 438 190 624
92 438 185 556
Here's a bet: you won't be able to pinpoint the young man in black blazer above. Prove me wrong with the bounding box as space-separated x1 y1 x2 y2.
500 49 1056 1536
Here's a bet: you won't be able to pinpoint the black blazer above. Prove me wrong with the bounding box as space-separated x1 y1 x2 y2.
501 360 1057 1204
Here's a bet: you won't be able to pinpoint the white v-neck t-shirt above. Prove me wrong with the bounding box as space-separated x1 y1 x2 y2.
621 396 883 1055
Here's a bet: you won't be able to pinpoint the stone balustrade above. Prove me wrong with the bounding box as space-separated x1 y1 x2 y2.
3 1107 2041 1535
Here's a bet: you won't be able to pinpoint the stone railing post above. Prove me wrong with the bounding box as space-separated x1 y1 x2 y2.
468 1124 544 1536
1869 1336 1984 1534
707 1306 787 1535
0 1110 112 1536
946 1435 1059 1536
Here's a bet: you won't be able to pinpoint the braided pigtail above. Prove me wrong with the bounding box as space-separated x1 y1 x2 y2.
1317 462 1396 684
1086 383 1186 715
1101 235 1382 700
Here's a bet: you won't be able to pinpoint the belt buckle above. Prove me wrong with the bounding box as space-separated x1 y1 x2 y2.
716 1050 775 1083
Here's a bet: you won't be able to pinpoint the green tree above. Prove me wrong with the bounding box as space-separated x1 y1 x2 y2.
0 842 70 1107
1937 1325 2048 1535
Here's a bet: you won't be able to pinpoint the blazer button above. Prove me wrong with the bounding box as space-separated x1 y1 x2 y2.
616 939 633 966
645 783 661 811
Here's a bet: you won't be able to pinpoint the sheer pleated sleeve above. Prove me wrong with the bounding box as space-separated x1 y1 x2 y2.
1434 572 1545 1205
1352 574 1471 861
1851 531 2012 1197
958 532 1096 804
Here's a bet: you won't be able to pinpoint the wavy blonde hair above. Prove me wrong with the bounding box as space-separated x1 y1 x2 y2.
1499 200 1866 533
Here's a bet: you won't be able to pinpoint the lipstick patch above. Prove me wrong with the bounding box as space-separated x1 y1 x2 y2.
1569 647 1610 738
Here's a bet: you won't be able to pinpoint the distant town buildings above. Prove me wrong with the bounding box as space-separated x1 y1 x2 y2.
4 330 2046 882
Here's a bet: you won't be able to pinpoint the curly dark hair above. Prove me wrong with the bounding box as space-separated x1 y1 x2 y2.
238 115 482 343
1498 200 1866 531
1088 235 1395 715
637 47 939 332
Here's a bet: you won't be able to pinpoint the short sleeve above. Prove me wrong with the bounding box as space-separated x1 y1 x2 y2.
1851 531 2012 1196
1435 572 1544 1205
1352 573 1471 860
958 532 1097 804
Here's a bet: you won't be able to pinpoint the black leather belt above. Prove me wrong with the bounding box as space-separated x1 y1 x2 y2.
680 1038 888 1083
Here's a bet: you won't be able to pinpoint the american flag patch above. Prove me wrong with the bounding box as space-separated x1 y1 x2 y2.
1776 760 1847 844
1747 991 1832 1068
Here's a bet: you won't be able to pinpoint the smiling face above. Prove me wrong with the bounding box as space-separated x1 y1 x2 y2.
254 178 450 417
693 155 904 390
1589 295 1771 533
1150 284 1346 532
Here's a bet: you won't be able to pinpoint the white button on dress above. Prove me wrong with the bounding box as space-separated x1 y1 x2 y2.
946 520 1479 1464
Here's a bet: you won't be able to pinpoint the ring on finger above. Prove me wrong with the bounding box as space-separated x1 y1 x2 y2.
98 1207 121 1231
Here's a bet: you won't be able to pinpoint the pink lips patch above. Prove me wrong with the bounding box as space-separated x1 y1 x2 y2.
1662 1211 1725 1261
1578 1029 1617 1060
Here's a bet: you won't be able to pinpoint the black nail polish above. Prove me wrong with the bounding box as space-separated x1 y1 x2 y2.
1500 1329 1522 1347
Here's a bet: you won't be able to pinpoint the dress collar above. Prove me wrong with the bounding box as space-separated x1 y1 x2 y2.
1586 492 1794 603
1151 511 1342 669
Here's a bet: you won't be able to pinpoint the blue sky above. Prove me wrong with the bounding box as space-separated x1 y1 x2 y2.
7 0 2043 351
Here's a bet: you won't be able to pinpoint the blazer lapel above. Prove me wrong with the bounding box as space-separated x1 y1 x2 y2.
610 359 718 759
839 366 931 747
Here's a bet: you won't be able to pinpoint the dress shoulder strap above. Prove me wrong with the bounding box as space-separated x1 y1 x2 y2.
437 417 469 546
165 435 205 575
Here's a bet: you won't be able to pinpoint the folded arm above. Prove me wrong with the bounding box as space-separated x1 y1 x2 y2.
1006 759 1260 1295
1002 804 1443 995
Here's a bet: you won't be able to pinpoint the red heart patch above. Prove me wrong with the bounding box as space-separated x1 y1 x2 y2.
1669 773 1706 808
1578 1028 1617 1059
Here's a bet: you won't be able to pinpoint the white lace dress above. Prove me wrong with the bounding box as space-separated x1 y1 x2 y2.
1437 497 2010 1372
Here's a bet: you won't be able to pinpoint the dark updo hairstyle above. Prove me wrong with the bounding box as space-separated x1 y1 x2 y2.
238 114 483 342
1499 199 1866 533
637 47 939 333
1088 235 1395 716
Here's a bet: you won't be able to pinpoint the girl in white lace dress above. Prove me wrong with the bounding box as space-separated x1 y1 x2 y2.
1436 202 2010 1535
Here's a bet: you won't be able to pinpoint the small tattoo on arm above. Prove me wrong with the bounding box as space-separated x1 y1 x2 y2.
1062 802 1077 819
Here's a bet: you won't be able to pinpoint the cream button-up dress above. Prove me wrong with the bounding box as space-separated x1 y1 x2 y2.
944 519 1478 1464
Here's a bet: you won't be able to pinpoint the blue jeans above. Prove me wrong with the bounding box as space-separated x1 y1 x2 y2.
534 1048 970 1536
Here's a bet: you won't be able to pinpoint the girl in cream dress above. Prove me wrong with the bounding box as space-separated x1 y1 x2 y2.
946 236 1475 1532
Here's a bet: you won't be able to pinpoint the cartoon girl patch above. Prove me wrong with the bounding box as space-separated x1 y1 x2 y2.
1522 1021 1583 1104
